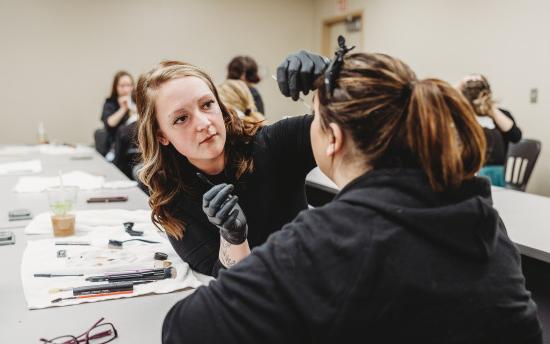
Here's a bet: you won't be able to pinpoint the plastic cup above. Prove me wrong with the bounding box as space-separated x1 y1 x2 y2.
46 186 78 237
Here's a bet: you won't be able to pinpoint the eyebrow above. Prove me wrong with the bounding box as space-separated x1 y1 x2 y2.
168 93 213 119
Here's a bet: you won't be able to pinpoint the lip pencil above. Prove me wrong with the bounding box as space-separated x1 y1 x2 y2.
51 290 133 303
196 172 214 187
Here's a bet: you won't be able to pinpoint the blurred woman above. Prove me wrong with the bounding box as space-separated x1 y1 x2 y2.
227 56 265 115
458 74 522 186
163 42 541 343
217 79 265 124
101 71 135 159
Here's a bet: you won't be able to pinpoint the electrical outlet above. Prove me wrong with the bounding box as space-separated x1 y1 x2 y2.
530 88 538 104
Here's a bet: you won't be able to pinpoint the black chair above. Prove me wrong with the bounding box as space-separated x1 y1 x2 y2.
94 128 109 156
504 139 541 192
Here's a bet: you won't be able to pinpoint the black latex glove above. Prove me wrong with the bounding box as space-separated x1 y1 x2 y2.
276 50 330 101
202 183 248 245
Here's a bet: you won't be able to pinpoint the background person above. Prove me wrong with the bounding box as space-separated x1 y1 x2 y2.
227 55 265 115
458 74 522 186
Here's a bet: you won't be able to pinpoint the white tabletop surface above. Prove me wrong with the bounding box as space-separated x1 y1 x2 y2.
0 147 207 343
306 167 550 263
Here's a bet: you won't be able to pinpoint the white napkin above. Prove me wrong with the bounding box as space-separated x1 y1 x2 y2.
21 227 212 309
38 144 94 155
14 171 104 193
25 209 153 235
0 145 39 156
102 180 138 189
0 159 42 175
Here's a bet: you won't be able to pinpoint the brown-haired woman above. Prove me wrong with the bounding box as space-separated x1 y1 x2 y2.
162 47 541 343
458 74 522 186
218 79 265 124
227 55 265 115
136 61 316 277
101 71 135 158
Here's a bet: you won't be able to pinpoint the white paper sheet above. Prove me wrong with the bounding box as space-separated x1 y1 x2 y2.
102 180 138 189
0 145 39 156
14 171 104 193
0 159 42 175
21 226 213 309
38 144 94 155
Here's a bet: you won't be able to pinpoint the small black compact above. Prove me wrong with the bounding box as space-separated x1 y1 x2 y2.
8 208 32 221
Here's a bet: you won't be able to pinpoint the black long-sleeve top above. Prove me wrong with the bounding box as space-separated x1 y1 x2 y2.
484 108 522 165
167 115 315 276
163 169 541 344
101 97 129 148
248 86 264 115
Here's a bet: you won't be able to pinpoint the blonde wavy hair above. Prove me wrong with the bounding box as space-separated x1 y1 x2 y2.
218 79 265 124
136 61 261 239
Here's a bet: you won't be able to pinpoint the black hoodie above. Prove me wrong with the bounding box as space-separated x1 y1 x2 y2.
162 169 541 344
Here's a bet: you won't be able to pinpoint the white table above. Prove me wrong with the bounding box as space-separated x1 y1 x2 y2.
0 148 206 343
306 167 550 263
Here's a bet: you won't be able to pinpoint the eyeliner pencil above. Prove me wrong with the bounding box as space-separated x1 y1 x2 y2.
196 172 214 187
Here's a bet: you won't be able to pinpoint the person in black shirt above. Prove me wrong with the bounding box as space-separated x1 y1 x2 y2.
227 55 265 115
458 74 522 185
135 60 320 276
101 71 135 159
162 42 541 343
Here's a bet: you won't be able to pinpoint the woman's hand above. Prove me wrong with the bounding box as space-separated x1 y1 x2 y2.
473 91 493 117
202 183 248 245
118 96 129 110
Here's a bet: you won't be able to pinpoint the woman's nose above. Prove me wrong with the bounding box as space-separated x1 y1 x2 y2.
196 113 212 131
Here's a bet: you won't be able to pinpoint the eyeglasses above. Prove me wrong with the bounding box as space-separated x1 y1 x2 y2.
39 317 118 344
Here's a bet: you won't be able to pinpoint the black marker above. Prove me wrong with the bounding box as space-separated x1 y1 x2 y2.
196 172 214 187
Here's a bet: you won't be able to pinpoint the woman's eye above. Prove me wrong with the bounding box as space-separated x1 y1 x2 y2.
173 115 188 125
202 100 215 110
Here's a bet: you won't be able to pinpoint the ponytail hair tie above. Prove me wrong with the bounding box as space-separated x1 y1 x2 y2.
402 81 415 100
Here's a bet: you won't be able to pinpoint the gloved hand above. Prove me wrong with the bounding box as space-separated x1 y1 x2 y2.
276 50 330 101
202 183 248 245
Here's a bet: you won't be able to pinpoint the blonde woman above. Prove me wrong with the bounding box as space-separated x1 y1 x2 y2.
218 79 265 124
135 60 323 277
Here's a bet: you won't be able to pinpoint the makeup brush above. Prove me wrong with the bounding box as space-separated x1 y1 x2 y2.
196 172 214 187
85 267 177 282
107 238 160 249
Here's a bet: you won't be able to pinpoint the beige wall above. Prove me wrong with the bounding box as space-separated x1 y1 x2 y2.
314 0 550 196
0 0 315 145
2 0 548 195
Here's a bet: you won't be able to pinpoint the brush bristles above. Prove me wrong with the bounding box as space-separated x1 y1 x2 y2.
166 267 177 279
108 239 123 249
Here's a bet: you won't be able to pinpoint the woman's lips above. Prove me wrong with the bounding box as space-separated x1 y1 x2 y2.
200 134 216 144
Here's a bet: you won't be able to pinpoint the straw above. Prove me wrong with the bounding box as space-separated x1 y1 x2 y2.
58 170 64 190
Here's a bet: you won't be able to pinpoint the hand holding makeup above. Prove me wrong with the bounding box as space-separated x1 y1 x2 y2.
202 183 248 245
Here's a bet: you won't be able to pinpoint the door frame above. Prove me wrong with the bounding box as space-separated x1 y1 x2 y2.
321 10 364 56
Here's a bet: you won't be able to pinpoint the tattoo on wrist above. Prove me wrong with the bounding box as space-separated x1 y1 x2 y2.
220 240 237 268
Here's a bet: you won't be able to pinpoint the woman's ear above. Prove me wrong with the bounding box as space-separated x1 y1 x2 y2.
157 131 169 146
326 122 343 157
